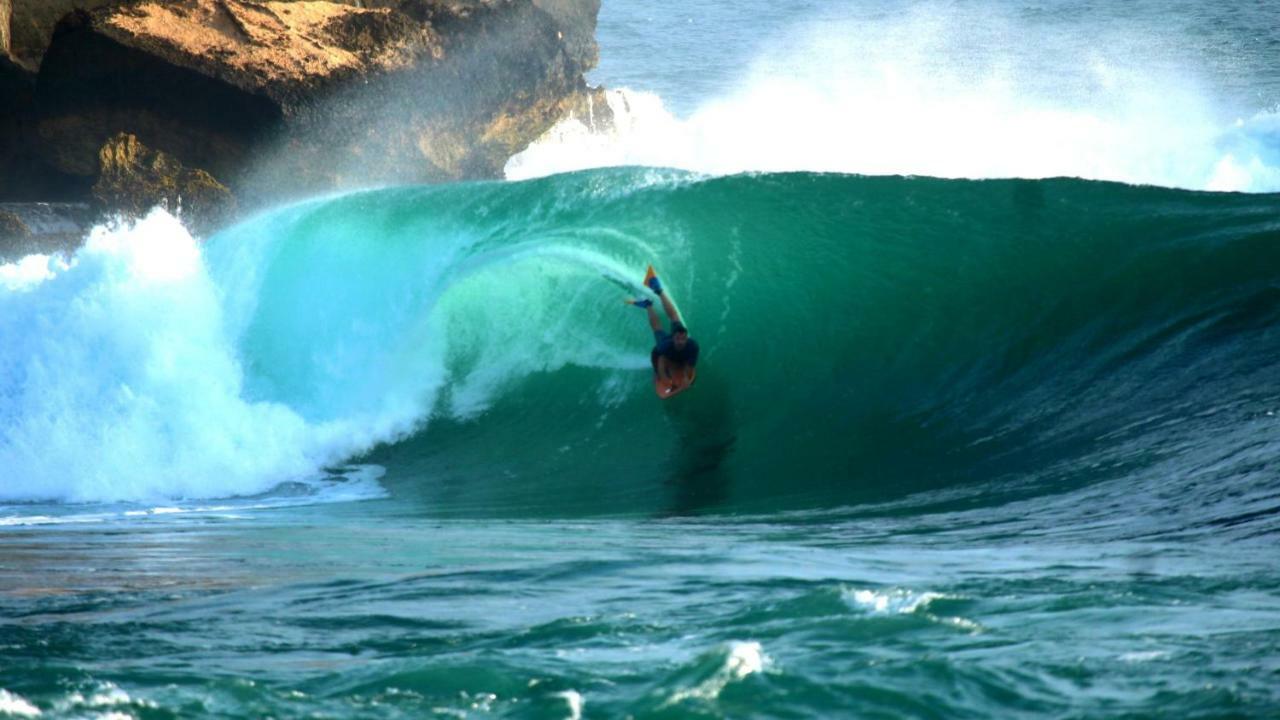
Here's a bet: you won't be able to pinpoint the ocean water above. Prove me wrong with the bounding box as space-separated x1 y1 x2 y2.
3 2 1280 718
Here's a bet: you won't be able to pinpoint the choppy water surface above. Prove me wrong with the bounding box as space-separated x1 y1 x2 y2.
4 502 1278 718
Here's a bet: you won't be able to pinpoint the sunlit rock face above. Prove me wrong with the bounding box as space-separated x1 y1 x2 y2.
1 0 601 226
0 0 10 59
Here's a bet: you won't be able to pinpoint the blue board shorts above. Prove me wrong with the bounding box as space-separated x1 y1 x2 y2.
650 330 671 371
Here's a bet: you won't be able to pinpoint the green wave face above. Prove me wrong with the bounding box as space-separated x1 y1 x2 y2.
207 169 1280 517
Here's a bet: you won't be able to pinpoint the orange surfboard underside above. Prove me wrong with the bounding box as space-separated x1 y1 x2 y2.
654 368 696 399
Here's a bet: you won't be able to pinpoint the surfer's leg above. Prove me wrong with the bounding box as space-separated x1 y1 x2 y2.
630 298 662 331
648 272 683 325
658 292 681 325
646 306 662 332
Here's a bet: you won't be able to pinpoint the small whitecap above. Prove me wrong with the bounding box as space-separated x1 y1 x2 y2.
1120 650 1170 663
552 690 583 720
664 641 770 706
844 587 983 633
0 689 41 717
845 587 946 614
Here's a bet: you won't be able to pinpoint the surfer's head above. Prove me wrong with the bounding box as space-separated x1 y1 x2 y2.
671 322 689 348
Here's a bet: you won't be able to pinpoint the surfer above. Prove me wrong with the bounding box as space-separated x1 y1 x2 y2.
630 269 699 389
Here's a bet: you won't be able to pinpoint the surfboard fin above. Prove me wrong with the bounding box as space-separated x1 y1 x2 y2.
643 265 662 294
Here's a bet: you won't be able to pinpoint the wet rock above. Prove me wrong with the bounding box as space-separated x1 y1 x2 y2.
0 209 29 239
92 132 236 237
0 202 91 260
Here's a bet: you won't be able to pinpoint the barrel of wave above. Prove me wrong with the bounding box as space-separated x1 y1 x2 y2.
211 169 1280 517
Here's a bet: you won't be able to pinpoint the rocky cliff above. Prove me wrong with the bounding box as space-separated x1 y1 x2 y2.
0 0 604 237
0 0 10 58
8 0 117 70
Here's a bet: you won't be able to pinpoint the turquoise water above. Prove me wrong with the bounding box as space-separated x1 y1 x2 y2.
5 2 1280 718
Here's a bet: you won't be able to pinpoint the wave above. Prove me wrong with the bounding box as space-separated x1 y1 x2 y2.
2 170 1278 529
510 6 1280 192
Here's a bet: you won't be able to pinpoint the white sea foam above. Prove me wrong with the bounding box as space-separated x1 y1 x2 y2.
509 7 1280 193
0 210 392 503
50 682 153 719
846 588 947 615
664 641 768 706
0 254 69 291
552 690 583 720
1119 650 1171 663
844 587 982 632
0 689 41 717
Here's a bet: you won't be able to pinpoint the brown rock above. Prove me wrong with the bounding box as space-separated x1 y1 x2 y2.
8 0 116 69
532 0 599 68
32 0 600 213
0 208 30 239
1 0 11 58
92 132 236 236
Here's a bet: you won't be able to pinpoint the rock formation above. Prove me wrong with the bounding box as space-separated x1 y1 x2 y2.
7 1 117 70
0 209 29 240
0 0 603 234
93 133 237 236
1 0 10 58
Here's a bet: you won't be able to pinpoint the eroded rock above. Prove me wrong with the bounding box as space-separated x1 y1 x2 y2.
30 0 600 214
0 209 30 239
8 0 117 70
92 132 236 236
2 0 12 58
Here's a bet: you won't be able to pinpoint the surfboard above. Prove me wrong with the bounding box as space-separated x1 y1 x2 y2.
655 368 696 399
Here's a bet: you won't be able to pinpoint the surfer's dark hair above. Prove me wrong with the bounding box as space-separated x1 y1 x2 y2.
672 322 688 335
